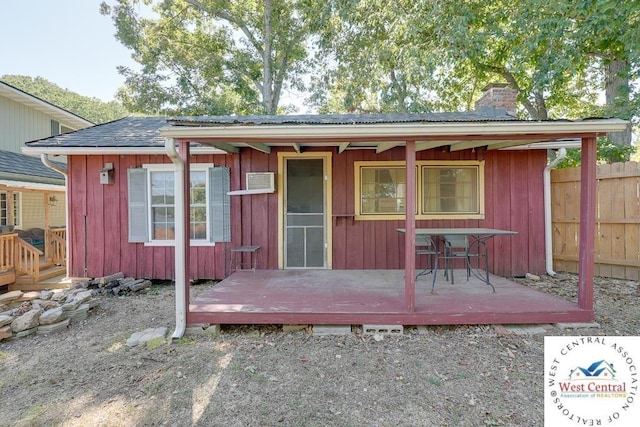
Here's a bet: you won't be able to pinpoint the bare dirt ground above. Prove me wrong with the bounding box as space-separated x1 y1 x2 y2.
1 273 638 427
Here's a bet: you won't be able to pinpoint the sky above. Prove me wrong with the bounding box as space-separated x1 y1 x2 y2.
0 0 140 102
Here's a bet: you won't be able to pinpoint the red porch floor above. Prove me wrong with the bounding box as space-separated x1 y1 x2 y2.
188 270 593 326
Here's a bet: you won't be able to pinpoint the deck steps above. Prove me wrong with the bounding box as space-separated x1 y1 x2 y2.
0 270 16 287
10 266 68 291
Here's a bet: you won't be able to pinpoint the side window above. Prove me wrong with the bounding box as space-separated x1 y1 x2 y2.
422 165 481 215
51 120 60 136
127 166 230 245
355 161 484 220
0 192 21 227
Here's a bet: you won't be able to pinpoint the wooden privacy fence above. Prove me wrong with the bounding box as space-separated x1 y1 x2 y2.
551 161 640 280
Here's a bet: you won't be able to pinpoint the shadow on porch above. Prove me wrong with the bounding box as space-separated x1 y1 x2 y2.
188 270 592 326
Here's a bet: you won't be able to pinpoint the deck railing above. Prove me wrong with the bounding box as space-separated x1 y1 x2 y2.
0 233 16 272
47 227 67 265
15 238 44 283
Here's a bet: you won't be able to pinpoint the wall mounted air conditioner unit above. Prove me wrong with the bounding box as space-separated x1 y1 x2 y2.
246 172 275 192
227 172 276 195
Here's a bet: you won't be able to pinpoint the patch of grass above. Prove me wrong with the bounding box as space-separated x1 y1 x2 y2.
427 376 442 386
146 337 166 350
456 371 468 379
146 287 161 296
0 350 7 359
175 336 197 346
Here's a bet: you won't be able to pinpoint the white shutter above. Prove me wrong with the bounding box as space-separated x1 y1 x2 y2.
209 166 231 242
128 168 149 242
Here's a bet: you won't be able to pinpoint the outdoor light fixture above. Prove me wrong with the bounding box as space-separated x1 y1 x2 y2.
49 195 58 207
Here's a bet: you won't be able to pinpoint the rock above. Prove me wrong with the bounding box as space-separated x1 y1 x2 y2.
11 309 42 333
72 280 91 290
51 292 67 302
15 327 37 338
39 290 54 300
74 290 94 304
525 273 541 281
37 318 70 334
0 325 11 341
13 302 33 316
0 290 23 304
18 291 41 302
0 314 12 327
33 299 60 310
62 299 82 311
126 327 168 347
39 307 67 325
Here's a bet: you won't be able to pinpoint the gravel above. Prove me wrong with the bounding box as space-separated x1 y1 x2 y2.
0 272 638 426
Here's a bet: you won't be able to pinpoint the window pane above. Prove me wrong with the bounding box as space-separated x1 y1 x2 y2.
422 166 478 214
151 171 174 204
190 207 207 239
152 207 174 240
149 169 208 241
360 167 406 214
0 193 7 225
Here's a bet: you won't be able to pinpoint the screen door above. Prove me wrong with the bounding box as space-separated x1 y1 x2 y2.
284 158 326 268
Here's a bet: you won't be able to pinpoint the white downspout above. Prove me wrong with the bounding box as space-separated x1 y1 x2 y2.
544 148 566 277
165 138 186 339
40 154 70 279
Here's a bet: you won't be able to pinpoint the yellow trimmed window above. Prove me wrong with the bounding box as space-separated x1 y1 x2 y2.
355 161 484 220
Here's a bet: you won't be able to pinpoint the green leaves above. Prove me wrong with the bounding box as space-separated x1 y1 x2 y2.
102 0 313 115
1 74 128 124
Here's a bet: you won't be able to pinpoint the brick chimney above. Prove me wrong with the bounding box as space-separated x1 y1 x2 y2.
475 83 518 116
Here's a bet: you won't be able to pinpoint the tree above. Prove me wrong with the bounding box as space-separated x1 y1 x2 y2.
1 74 129 124
100 0 312 115
304 0 480 114
309 0 638 160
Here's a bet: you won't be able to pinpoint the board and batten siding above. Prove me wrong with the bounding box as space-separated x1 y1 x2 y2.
0 96 57 154
330 147 546 277
67 148 546 280
67 154 233 280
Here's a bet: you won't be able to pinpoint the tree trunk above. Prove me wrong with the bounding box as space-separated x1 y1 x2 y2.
605 59 632 146
262 0 274 114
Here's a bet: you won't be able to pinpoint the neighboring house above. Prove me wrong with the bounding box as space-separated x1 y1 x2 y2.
0 80 93 154
0 80 93 287
22 84 626 328
0 149 66 231
0 80 93 232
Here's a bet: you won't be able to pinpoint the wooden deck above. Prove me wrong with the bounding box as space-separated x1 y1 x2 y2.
188 270 593 326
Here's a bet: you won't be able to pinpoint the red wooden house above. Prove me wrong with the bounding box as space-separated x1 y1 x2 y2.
23 87 627 336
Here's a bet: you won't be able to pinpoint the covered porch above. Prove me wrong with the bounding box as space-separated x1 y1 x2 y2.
188 269 591 326
158 114 628 335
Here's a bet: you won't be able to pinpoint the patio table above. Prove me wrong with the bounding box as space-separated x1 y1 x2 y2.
397 228 518 293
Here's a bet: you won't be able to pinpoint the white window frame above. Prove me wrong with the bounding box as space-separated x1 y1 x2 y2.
0 192 21 228
143 163 214 247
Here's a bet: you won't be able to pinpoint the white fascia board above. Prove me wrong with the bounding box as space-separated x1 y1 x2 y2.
0 179 65 192
21 146 226 156
159 118 628 140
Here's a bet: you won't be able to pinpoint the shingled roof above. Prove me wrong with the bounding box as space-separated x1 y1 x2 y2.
24 116 168 148
0 150 65 183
